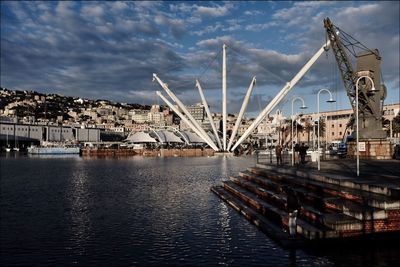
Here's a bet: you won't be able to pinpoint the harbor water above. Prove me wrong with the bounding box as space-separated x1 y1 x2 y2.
1 154 399 266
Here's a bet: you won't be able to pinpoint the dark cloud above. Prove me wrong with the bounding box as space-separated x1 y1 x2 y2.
1 1 398 111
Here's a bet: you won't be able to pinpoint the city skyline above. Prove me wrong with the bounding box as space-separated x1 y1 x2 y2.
1 1 399 117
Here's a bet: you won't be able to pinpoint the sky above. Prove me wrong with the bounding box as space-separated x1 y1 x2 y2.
1 1 399 117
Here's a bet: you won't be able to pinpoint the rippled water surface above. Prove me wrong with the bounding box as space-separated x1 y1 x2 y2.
1 154 399 266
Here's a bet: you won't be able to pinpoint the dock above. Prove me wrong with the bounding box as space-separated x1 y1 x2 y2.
211 158 400 247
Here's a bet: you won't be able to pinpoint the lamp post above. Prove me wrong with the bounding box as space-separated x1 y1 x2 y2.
275 109 283 146
317 89 335 171
291 97 307 166
355 76 377 176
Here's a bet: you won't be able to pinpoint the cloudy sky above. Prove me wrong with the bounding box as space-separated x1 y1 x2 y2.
1 1 399 117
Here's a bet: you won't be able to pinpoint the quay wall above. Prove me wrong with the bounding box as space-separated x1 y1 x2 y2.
140 148 215 157
81 148 137 156
81 148 215 157
347 139 394 159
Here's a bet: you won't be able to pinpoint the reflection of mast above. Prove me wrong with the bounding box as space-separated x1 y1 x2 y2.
5 126 11 152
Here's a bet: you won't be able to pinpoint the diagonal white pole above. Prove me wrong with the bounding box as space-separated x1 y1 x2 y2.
227 76 256 151
231 40 331 151
153 74 218 151
196 79 222 150
222 44 227 151
156 91 218 150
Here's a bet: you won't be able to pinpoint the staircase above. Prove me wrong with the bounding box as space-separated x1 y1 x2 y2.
211 163 400 247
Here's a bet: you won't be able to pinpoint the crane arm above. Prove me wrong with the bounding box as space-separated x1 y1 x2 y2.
231 39 331 151
324 17 380 119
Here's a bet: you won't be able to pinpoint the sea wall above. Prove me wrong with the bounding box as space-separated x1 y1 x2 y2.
81 148 215 157
347 139 394 160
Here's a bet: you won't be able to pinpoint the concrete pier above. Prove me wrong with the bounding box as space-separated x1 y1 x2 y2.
211 159 400 247
82 148 215 157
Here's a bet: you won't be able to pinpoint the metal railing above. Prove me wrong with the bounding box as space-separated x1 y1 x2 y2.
256 149 291 165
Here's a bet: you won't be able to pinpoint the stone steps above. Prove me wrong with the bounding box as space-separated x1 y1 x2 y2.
229 176 286 210
229 175 363 231
223 180 286 226
210 185 304 247
249 166 400 210
211 163 400 243
244 168 390 221
219 181 335 238
256 163 400 198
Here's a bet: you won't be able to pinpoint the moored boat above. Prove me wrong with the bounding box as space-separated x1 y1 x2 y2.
27 146 80 154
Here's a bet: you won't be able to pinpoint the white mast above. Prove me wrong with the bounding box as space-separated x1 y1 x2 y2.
227 76 256 151
156 91 218 150
196 79 222 150
222 44 227 151
231 40 331 151
153 74 218 151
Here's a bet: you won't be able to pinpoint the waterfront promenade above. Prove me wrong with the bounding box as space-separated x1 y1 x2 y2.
265 157 400 184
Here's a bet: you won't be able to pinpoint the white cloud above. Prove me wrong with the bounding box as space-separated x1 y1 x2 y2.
196 36 236 48
170 2 233 18
244 10 263 16
340 3 380 16
110 1 128 11
192 23 223 36
196 4 231 17
55 1 75 18
81 5 104 18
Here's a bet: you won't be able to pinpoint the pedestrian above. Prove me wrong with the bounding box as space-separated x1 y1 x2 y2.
294 142 300 165
299 143 309 164
275 144 283 166
283 186 300 237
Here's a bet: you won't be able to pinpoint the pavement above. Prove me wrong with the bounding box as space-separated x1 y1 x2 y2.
258 154 400 188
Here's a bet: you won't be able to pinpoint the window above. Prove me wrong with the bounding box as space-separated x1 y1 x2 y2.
339 132 342 135
339 124 342 127
332 124 334 128
332 132 334 136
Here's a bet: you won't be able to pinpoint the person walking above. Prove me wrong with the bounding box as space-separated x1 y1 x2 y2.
275 144 283 166
294 142 300 165
299 143 309 164
283 186 300 237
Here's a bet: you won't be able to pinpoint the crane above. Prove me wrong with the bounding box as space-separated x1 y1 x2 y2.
323 17 387 139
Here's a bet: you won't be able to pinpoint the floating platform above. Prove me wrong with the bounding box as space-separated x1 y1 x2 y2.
211 161 400 247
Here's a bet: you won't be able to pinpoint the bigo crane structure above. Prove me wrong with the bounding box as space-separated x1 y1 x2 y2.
153 18 385 152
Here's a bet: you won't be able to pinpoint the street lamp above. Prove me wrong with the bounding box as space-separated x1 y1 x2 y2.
291 97 307 166
274 109 283 146
355 76 377 176
317 89 336 171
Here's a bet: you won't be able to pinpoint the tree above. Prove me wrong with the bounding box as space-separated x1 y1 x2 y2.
304 120 313 145
317 117 326 138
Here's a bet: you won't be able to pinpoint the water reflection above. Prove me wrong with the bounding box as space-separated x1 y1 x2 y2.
67 159 91 255
2 155 396 266
217 202 232 265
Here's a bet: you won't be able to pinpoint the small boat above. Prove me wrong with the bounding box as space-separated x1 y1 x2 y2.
5 147 11 152
27 145 80 154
